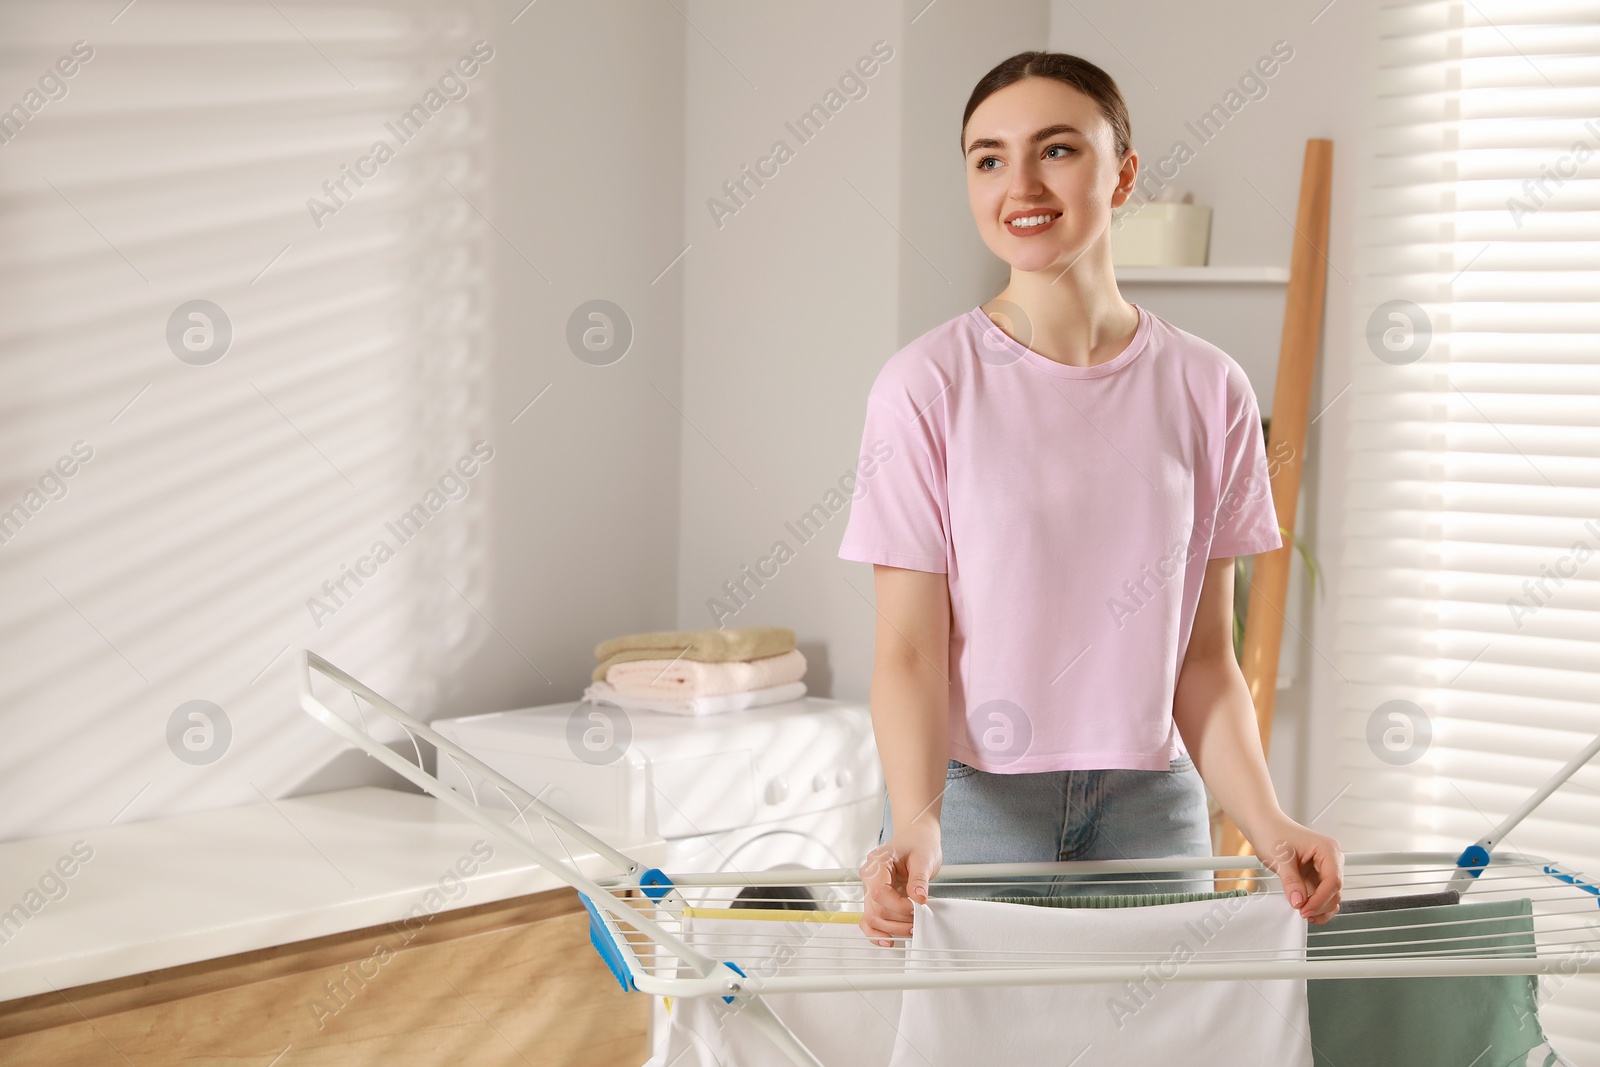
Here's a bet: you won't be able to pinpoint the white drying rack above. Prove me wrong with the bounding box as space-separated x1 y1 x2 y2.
296 649 1600 1067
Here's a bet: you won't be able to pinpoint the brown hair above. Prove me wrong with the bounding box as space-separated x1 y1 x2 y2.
961 51 1131 159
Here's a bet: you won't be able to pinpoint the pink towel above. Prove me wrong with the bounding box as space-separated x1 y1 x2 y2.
604 648 806 698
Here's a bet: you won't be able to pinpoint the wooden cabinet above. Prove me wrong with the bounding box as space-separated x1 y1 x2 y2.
0 887 648 1066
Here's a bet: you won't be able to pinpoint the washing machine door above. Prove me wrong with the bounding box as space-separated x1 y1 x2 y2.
692 830 856 913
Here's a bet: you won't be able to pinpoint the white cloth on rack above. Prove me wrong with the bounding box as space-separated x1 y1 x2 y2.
583 678 806 716
888 893 1313 1067
648 913 905 1067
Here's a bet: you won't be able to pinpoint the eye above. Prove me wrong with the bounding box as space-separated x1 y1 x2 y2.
1044 144 1075 159
976 155 1003 171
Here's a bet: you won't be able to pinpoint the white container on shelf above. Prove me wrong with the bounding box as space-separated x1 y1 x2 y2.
1111 199 1212 267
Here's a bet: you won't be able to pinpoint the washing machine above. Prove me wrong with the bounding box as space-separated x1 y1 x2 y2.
431 693 884 902
432 694 884 1059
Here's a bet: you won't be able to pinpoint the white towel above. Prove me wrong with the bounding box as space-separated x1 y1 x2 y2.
888 893 1313 1067
582 678 806 716
649 913 905 1067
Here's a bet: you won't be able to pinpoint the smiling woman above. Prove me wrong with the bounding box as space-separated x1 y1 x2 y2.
838 49 1344 951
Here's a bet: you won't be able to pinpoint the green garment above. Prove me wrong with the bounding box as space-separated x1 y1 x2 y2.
996 890 1554 1067
1305 897 1547 1067
984 889 1554 1067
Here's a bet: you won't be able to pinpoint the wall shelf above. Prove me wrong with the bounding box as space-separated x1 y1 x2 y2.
1115 266 1290 284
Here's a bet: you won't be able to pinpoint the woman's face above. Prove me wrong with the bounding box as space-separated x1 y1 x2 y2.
962 76 1136 275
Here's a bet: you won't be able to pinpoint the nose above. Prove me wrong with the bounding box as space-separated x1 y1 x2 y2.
1006 155 1045 201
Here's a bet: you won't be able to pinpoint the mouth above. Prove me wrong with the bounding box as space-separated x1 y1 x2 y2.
1003 210 1062 236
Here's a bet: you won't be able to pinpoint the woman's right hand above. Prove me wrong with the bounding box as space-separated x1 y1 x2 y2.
858 817 942 947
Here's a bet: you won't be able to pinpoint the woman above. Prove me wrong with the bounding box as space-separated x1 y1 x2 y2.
836 51 1342 949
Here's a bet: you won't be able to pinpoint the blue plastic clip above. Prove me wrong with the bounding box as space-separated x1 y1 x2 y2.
1455 844 1491 878
1544 864 1600 906
640 867 675 899
579 891 635 992
720 960 747 1004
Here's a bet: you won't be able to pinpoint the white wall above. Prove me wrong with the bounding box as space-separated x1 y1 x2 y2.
0 0 1365 841
673 0 906 697
0 0 687 841
451 0 687 720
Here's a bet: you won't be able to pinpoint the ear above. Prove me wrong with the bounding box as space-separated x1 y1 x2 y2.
1110 148 1139 209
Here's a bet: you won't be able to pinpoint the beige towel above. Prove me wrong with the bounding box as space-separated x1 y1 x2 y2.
604 648 807 698
591 626 795 683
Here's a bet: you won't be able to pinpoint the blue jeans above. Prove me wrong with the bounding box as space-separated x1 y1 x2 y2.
877 755 1214 898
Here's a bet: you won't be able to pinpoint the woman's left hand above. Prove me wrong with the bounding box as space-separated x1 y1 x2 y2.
1250 817 1344 924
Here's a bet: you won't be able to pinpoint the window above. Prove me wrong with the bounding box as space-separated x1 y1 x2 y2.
1339 1 1600 1055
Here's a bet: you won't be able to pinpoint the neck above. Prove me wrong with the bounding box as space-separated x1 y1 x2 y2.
987 240 1137 369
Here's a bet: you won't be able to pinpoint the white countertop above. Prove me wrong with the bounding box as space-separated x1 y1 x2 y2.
0 786 665 1002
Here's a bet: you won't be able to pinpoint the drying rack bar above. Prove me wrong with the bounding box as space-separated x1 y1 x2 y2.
648 850 1556 887
295 649 1600 1067
628 951 1600 998
296 649 836 1063
295 650 718 976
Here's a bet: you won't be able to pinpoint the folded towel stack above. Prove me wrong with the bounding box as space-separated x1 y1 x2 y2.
582 626 807 716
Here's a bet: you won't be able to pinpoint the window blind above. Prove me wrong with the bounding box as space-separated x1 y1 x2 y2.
1340 1 1600 1055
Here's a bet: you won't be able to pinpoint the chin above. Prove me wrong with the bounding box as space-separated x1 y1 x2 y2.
995 245 1068 274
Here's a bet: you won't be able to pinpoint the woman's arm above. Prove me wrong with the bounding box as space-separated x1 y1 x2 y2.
1172 555 1344 923
858 563 951 946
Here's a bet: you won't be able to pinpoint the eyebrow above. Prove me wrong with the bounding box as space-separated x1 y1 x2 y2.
964 123 1085 156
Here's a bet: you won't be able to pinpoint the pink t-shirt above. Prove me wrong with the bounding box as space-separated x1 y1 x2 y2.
837 303 1282 773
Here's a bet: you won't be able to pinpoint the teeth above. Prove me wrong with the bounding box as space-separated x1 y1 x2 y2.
1009 214 1054 228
